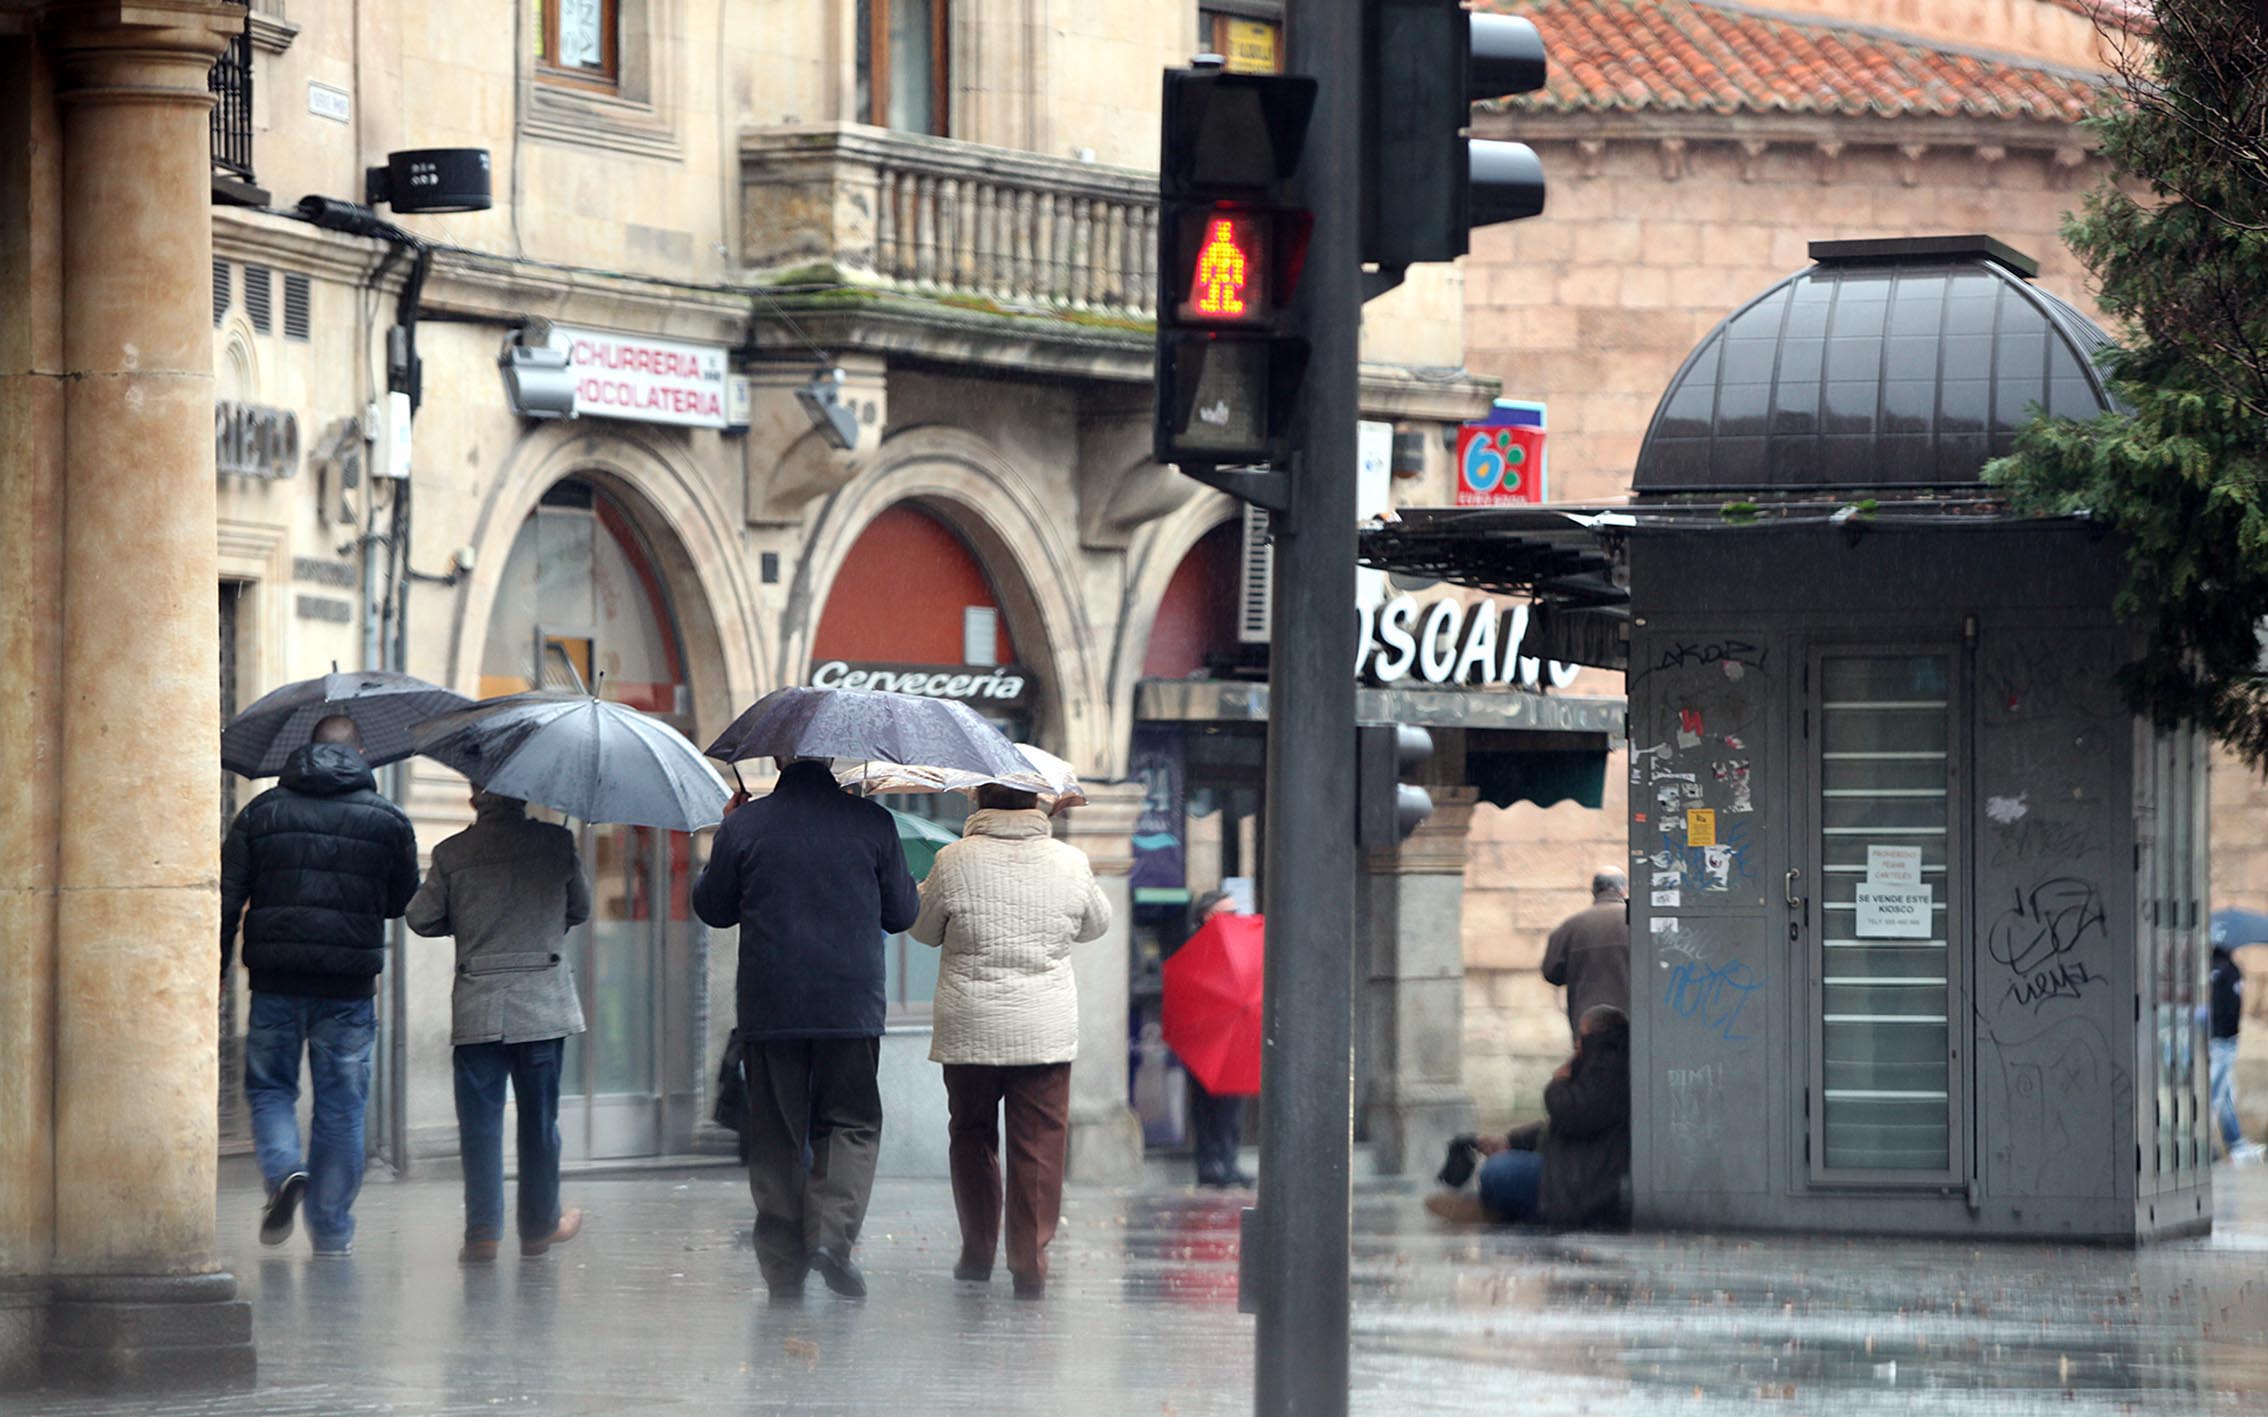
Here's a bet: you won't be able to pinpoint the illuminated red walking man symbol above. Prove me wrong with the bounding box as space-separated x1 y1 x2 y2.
1192 217 1252 318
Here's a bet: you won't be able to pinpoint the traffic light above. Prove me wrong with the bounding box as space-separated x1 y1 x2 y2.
1356 722 1435 847
1363 0 1549 268
1154 61 1318 468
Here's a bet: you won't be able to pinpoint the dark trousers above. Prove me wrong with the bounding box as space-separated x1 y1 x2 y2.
743 1036 883 1290
942 1062 1072 1284
453 1038 565 1243
1190 1078 1245 1183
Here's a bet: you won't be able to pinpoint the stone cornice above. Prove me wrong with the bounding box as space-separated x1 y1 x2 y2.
1480 107 2097 158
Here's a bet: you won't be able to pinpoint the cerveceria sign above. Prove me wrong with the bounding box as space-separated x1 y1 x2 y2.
810 660 1032 709
1358 595 1580 690
547 325 727 429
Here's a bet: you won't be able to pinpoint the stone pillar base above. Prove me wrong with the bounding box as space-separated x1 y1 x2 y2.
41 1274 253 1390
1363 1082 1477 1179
1068 1105 1145 1187
0 1278 44 1390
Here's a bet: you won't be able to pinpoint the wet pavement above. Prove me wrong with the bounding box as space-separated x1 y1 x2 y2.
16 1164 2268 1415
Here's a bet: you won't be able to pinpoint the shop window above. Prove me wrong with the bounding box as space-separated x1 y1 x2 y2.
1200 1 1282 74
536 0 621 92
856 0 950 135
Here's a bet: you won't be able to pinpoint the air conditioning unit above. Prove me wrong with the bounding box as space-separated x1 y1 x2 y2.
1238 501 1273 645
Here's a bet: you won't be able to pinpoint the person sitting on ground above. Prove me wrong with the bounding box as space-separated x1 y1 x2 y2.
1427 1004 1631 1228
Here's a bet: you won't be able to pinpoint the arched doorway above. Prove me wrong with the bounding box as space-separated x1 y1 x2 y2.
479 478 696 1160
809 501 1029 1020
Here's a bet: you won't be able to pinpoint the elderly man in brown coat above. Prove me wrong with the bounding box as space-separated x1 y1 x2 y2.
1540 868 1630 1038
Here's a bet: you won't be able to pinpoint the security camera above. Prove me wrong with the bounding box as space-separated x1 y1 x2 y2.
795 366 860 452
499 339 575 421
451 546 477 575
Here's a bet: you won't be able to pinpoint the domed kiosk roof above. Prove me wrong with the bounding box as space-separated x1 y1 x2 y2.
1634 236 2116 496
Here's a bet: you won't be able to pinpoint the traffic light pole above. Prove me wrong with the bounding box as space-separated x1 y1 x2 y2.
1254 1 1361 1413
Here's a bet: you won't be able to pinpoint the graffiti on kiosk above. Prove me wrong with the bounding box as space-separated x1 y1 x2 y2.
1664 957 1765 1043
1989 877 2108 1012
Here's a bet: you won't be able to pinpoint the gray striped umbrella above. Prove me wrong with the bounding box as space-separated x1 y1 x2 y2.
413 692 729 831
222 670 472 778
705 686 1029 777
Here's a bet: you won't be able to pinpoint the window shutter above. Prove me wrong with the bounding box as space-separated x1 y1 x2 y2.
212 258 231 327
283 273 310 341
1238 502 1273 645
243 264 272 334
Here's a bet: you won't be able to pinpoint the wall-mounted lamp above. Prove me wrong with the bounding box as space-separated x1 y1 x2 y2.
796 366 859 451
500 325 575 421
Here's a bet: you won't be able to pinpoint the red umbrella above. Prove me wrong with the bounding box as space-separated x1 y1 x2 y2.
1162 913 1265 1097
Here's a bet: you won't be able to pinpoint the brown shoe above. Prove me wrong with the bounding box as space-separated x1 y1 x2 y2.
458 1238 499 1264
1424 1191 1491 1226
522 1208 583 1258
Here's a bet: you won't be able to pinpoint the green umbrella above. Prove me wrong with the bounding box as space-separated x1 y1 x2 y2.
889 807 960 882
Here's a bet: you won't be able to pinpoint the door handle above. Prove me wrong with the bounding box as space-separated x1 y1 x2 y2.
1785 868 1803 910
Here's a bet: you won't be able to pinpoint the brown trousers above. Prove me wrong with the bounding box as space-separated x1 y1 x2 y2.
742 1037 882 1290
942 1062 1072 1284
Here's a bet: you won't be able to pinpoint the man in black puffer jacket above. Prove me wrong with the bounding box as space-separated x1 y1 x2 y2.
221 715 419 1257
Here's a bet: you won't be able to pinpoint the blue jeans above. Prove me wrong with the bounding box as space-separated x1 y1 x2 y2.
2211 1036 2244 1151
1478 1149 1545 1222
245 993 376 1251
453 1039 565 1243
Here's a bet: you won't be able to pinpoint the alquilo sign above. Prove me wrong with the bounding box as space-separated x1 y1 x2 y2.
1358 595 1581 690
546 325 727 429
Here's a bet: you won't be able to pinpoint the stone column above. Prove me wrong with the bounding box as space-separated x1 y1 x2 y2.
1058 781 1146 1185
0 30 68 1391
1357 786 1481 1176
40 0 252 1387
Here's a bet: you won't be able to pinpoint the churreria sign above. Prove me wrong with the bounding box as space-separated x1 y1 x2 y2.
545 324 728 429
809 660 1033 708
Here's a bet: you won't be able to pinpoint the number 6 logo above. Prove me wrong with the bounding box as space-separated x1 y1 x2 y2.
1462 431 1505 493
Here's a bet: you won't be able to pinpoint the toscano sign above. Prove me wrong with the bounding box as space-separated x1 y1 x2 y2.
1358 596 1580 690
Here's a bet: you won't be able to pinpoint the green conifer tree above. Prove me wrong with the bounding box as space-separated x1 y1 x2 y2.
1988 0 2268 761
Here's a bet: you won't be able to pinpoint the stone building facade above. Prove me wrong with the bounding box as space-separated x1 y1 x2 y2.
1450 0 2266 1134
3 0 1516 1385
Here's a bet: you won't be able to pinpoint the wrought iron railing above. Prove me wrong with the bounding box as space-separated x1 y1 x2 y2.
208 2 255 182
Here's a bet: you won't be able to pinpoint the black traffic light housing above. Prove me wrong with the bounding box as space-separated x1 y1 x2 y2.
1356 722 1435 848
1363 0 1549 267
1154 63 1319 468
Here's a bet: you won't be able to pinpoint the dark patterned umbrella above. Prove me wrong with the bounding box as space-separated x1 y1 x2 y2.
222 669 471 778
413 692 729 831
705 686 1028 777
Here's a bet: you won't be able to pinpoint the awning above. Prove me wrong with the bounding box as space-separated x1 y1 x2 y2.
1134 678 1624 736
1360 506 1633 671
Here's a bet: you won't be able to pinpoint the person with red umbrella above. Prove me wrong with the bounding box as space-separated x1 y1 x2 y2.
1165 891 1260 1189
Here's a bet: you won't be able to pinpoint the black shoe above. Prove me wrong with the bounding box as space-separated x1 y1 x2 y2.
767 1280 806 1304
260 1172 308 1247
809 1246 867 1299
1224 1169 1257 1189
1437 1135 1481 1190
953 1261 991 1283
1012 1276 1046 1301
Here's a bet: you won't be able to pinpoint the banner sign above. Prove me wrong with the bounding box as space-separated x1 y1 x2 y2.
1128 726 1186 894
1358 595 1581 689
547 325 728 429
808 659 1032 708
1455 399 1546 507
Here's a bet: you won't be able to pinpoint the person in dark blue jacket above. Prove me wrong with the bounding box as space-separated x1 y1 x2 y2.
220 715 419 1257
694 757 920 1300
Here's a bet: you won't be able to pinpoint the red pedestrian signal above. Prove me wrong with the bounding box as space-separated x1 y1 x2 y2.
1181 213 1269 324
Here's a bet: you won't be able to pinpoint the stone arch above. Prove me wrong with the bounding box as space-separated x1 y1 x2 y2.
784 425 1108 775
1101 488 1242 779
451 422 763 741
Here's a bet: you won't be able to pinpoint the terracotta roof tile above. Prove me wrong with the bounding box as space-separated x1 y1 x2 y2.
1478 0 2103 122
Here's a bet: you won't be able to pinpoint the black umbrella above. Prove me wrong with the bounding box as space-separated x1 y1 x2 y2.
413 692 729 831
222 669 472 778
705 686 1029 777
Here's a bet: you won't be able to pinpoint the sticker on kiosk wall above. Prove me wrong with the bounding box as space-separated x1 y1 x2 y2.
1455 400 1546 507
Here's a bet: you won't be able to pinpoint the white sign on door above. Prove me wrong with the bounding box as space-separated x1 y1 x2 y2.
1866 844 1923 887
1854 882 1934 939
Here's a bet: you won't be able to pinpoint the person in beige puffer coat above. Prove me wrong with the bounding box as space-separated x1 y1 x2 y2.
910 785 1112 1299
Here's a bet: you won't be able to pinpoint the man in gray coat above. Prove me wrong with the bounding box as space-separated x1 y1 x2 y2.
406 791 592 1263
1540 869 1630 1038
